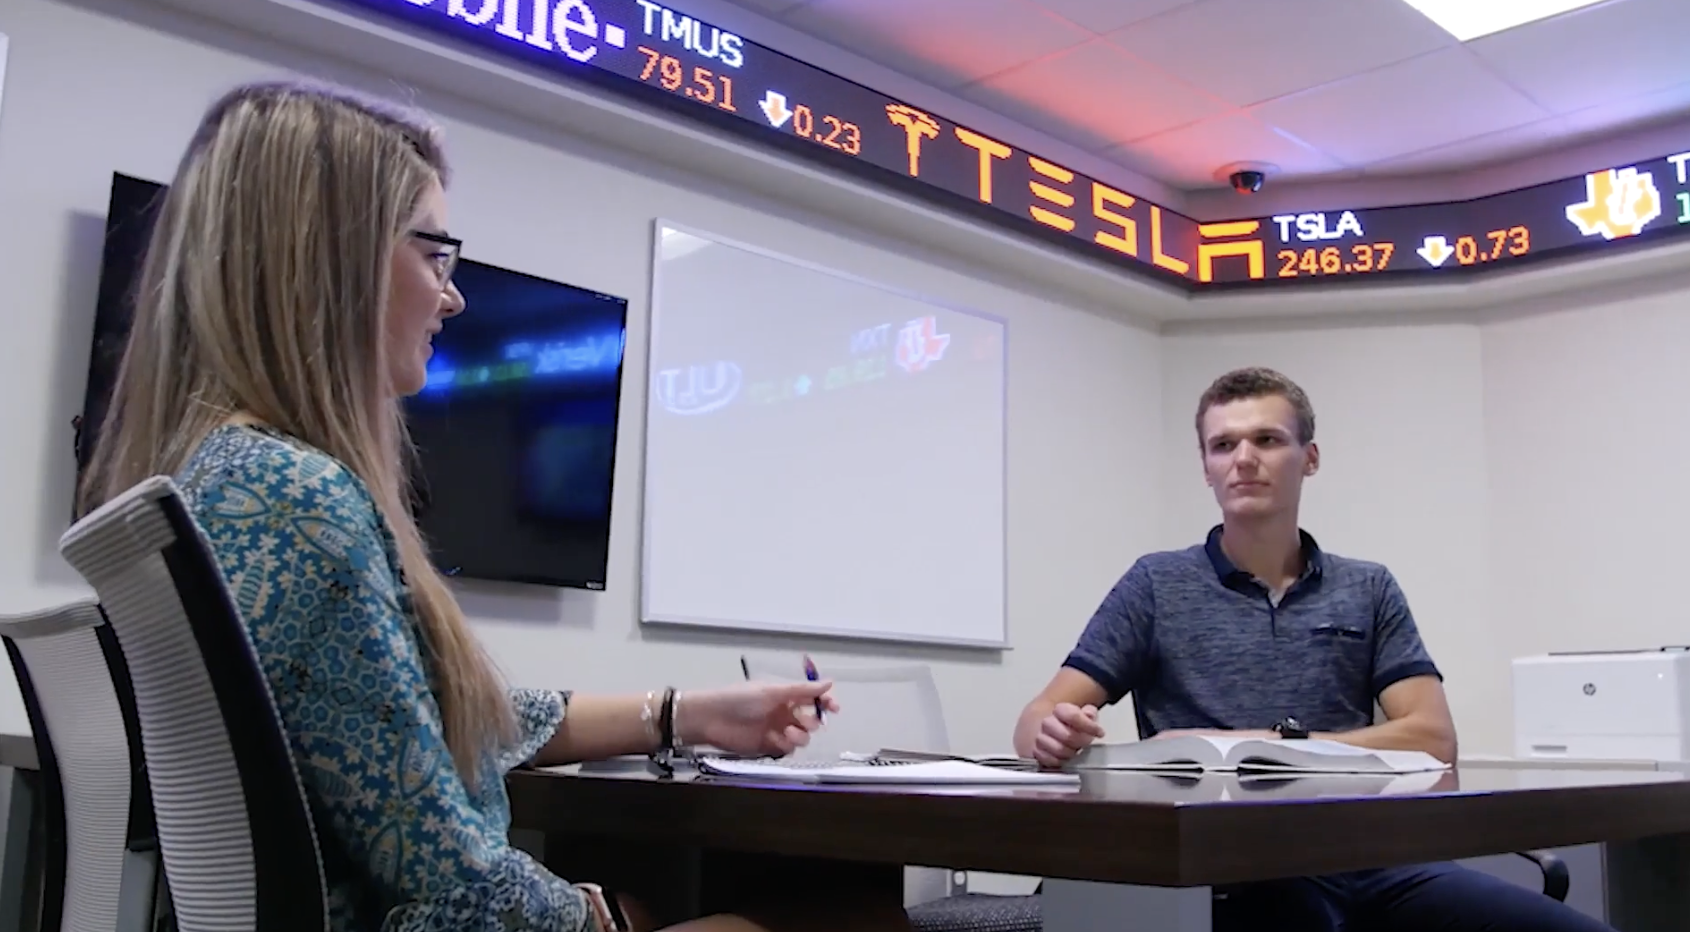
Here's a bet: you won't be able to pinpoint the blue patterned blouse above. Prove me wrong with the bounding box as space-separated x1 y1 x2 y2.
173 424 593 932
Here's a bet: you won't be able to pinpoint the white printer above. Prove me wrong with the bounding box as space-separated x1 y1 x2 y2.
1512 649 1690 762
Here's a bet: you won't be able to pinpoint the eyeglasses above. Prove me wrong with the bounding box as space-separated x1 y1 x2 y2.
411 230 463 288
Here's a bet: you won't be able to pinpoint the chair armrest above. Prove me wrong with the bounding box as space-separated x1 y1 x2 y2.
1514 849 1569 902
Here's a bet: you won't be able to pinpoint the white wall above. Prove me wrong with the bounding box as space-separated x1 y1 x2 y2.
1483 280 1690 664
0 0 1164 754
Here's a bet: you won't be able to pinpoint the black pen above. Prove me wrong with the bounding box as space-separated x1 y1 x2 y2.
803 653 824 722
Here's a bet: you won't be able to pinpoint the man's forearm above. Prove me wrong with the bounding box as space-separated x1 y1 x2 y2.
1314 715 1457 764
531 693 661 767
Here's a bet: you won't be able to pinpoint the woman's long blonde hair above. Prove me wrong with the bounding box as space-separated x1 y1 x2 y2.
77 80 515 785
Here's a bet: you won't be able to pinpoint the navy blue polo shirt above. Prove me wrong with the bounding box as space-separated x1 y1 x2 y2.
1063 526 1442 740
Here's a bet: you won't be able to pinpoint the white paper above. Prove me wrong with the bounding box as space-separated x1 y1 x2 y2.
696 756 1079 786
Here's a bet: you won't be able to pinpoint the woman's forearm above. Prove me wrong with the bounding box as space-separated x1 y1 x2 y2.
531 693 661 767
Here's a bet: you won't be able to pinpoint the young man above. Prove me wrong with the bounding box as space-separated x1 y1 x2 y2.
1013 368 1611 932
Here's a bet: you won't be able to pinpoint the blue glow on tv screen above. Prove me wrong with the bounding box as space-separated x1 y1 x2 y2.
406 259 629 590
79 172 628 590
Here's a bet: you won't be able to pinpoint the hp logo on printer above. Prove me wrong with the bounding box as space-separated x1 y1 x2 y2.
1582 683 1597 696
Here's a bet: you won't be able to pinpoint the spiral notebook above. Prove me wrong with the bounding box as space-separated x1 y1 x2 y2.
694 756 1080 786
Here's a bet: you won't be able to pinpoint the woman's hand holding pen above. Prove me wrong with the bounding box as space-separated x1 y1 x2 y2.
675 681 840 757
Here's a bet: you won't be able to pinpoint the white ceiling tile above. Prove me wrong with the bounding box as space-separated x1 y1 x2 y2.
1107 0 1457 107
1110 112 1346 189
1559 80 1690 137
1364 117 1573 176
1249 46 1552 166
782 0 1090 88
1029 0 1202 35
1469 0 1690 114
723 0 1685 190
960 39 1229 150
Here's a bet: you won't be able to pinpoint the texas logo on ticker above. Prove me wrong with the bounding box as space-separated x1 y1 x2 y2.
1566 166 1662 241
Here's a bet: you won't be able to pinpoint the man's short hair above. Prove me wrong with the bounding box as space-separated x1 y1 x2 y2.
1195 367 1316 446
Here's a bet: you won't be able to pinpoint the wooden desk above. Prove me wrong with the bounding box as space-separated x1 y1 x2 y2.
509 765 1690 931
8 731 1683 930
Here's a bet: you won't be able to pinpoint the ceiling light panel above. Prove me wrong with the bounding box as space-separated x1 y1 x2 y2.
1402 0 1612 41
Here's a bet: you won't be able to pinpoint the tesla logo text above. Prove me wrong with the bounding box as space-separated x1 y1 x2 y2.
886 105 940 176
894 317 950 373
1271 211 1364 243
654 361 742 415
1566 167 1662 240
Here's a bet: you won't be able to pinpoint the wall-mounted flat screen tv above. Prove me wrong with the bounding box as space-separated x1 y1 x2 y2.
407 259 628 590
78 172 629 591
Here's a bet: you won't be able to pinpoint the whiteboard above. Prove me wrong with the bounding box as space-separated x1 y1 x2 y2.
640 222 1007 647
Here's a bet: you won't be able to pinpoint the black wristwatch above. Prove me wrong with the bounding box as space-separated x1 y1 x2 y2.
1272 716 1309 740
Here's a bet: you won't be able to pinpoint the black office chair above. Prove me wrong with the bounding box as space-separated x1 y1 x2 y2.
60 475 329 932
909 886 1040 932
0 598 163 932
1516 849 1571 902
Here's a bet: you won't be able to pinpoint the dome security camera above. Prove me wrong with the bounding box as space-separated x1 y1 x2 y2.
1215 162 1279 195
1229 170 1266 194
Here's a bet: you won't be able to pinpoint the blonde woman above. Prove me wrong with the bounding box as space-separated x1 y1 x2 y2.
78 80 892 932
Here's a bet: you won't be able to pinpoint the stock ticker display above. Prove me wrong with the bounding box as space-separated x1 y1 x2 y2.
357 0 1690 290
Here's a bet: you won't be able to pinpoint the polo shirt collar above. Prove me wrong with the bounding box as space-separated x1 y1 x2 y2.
1203 524 1325 587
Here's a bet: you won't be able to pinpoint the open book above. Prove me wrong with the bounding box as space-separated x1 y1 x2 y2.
694 756 1079 786
1134 769 1453 803
1070 735 1449 774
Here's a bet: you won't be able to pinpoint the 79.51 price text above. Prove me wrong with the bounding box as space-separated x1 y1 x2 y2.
637 46 738 112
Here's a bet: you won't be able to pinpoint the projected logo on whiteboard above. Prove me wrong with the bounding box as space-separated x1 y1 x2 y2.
818 315 952 393
654 361 743 415
894 316 950 373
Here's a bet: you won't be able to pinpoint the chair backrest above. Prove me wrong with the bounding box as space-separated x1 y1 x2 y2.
59 475 328 932
740 656 951 761
0 598 129 932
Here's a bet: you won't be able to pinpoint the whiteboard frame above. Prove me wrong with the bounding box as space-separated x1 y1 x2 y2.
0 33 9 125
640 219 1010 650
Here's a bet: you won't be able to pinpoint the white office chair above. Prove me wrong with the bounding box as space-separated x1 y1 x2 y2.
60 475 329 931
739 656 1040 932
0 597 159 932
